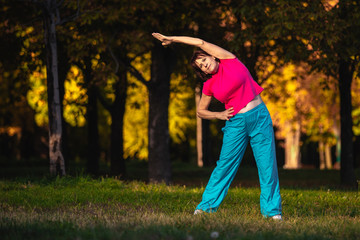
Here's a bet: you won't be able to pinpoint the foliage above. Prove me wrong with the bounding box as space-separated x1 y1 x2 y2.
221 0 285 82
352 73 360 136
262 60 360 144
25 50 197 161
27 67 48 126
262 62 339 143
169 74 196 144
262 64 307 137
123 54 150 160
0 8 37 129
63 66 87 127
1 0 360 175
27 66 88 128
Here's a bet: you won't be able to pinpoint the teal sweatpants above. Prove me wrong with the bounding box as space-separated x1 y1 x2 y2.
195 102 282 217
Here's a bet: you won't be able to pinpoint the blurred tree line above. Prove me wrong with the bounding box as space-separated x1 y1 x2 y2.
0 0 359 186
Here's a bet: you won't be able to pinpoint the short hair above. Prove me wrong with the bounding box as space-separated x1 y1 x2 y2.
190 49 219 81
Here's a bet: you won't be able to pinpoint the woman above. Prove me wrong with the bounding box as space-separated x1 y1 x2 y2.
152 33 282 220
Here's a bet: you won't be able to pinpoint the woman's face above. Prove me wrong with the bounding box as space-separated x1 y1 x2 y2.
195 55 219 75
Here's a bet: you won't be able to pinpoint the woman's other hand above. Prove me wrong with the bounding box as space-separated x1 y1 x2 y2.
216 107 234 120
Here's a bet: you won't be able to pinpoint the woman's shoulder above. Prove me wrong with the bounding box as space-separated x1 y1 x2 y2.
220 57 239 63
220 56 237 60
220 57 243 66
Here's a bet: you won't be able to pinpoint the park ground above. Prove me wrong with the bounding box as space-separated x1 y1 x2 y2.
0 160 359 240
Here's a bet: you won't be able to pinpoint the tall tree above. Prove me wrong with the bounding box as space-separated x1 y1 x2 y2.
100 46 128 177
96 0 145 177
126 41 175 183
42 0 66 175
83 56 100 175
121 0 181 183
148 43 174 183
301 0 359 186
267 0 360 186
0 2 37 160
9 0 81 175
136 0 225 183
42 0 81 175
331 0 359 186
64 0 119 175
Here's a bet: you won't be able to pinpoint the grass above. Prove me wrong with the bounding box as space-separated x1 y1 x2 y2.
0 162 359 240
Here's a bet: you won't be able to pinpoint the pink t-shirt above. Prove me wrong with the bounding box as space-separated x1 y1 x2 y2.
202 58 263 115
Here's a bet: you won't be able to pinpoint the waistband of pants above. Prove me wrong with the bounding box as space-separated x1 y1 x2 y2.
230 102 266 120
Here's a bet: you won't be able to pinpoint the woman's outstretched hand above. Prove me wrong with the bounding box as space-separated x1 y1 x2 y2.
152 33 173 46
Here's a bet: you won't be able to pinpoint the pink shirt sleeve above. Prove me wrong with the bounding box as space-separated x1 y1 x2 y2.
202 81 213 96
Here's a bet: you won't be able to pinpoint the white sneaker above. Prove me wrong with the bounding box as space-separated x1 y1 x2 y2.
193 209 203 215
271 214 283 221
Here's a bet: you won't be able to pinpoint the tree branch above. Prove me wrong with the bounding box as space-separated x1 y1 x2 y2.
258 59 285 85
96 88 112 111
15 0 42 3
56 0 65 8
107 44 120 74
107 34 149 87
127 64 149 87
127 49 150 62
15 0 44 9
55 5 61 24
74 60 113 111
57 0 80 25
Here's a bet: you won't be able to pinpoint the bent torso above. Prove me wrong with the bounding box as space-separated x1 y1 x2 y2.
237 94 262 114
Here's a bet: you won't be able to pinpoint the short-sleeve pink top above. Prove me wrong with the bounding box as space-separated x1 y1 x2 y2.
202 58 263 115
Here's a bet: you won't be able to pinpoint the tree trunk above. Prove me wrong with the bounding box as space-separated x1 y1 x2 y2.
110 71 127 178
43 0 65 176
325 142 332 169
148 44 174 184
338 59 356 186
201 119 214 167
195 86 214 167
283 121 301 169
195 86 203 167
57 40 70 172
319 141 332 170
319 141 325 170
333 123 341 169
84 57 99 175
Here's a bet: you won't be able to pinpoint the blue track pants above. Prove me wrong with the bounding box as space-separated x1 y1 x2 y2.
195 102 282 217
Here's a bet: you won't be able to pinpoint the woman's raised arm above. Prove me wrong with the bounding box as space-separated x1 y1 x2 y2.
152 33 235 59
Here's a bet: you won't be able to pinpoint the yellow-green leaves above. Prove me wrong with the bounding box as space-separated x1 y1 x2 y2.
27 66 88 127
27 67 48 126
63 66 87 127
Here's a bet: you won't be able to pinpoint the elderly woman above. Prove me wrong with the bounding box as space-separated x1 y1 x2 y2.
152 33 282 220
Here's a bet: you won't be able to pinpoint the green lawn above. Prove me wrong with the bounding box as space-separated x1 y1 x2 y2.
0 162 359 240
